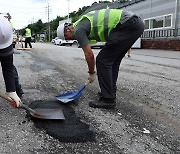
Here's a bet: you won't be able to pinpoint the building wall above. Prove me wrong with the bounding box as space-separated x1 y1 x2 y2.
121 0 180 29
142 39 180 51
120 0 180 51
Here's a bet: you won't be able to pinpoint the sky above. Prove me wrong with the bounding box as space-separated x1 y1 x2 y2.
0 0 99 29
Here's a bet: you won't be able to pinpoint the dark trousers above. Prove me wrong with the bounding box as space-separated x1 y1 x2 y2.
0 54 16 92
0 55 23 95
13 66 24 95
25 37 32 48
96 16 144 99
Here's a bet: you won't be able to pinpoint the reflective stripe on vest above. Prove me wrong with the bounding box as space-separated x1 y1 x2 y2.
74 9 123 42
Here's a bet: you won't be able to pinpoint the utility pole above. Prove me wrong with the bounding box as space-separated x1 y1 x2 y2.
45 3 51 42
67 0 70 19
174 0 179 37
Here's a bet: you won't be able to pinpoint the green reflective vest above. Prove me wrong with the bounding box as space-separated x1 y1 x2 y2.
25 28 31 38
74 9 123 42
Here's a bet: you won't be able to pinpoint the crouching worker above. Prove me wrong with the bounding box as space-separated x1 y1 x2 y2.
0 15 22 107
57 9 144 109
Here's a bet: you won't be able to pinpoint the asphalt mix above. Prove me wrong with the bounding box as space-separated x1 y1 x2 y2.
28 100 96 143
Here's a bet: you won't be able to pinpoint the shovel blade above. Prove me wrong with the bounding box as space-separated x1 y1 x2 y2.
56 91 82 103
31 109 65 120
56 84 87 103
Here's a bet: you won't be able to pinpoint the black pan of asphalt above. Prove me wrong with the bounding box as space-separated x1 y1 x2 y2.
28 100 95 143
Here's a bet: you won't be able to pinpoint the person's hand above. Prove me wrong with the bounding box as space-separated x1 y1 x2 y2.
6 92 21 108
88 72 96 83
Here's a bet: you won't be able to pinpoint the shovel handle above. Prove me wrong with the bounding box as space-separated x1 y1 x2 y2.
0 92 13 102
21 104 36 114
85 80 90 86
0 92 36 114
0 93 18 108
77 80 90 94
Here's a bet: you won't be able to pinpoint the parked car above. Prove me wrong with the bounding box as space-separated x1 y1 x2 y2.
54 38 78 46
90 42 105 49
51 37 58 44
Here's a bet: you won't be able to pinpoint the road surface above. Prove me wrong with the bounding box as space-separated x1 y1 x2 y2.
0 43 179 154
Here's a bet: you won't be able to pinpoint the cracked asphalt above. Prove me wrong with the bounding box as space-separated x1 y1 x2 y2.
0 42 179 154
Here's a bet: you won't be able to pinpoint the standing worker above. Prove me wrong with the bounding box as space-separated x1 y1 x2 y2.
0 15 22 107
23 26 32 48
57 9 144 109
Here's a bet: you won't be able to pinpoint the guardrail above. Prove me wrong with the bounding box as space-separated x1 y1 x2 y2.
142 28 180 39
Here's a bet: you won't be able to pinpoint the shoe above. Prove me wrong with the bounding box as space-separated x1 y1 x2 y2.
89 97 116 109
128 55 131 58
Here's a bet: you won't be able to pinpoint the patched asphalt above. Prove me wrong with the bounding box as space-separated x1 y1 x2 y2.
28 100 96 143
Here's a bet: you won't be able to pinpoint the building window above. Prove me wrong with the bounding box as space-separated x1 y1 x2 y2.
144 20 149 29
144 14 172 30
165 15 171 27
151 17 163 29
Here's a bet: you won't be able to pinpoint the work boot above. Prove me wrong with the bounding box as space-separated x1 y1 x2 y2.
89 97 116 109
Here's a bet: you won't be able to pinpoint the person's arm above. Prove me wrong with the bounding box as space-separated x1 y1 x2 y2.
82 43 95 74
74 20 96 82
82 43 96 83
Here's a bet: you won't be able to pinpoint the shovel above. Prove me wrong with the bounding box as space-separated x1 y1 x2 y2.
0 92 65 120
56 80 90 103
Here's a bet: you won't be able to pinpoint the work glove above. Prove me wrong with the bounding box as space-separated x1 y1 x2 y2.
6 92 22 108
88 72 96 83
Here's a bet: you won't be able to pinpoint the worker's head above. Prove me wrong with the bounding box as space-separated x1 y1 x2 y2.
0 15 13 49
26 25 31 29
57 22 74 40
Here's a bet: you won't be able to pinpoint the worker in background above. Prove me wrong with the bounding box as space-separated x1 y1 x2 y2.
0 15 22 107
22 26 32 48
57 9 144 109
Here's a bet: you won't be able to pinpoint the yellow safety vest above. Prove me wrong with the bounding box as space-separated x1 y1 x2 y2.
25 28 31 38
74 9 123 42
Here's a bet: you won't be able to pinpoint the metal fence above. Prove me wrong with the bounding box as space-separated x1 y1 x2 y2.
141 28 180 39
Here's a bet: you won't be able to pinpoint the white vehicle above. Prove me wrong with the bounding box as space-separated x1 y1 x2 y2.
51 37 58 44
54 38 78 46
